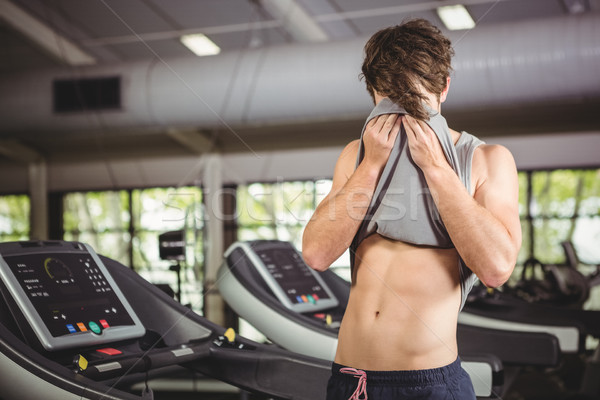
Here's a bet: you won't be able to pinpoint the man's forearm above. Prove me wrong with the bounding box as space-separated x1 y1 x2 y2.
302 164 380 271
425 167 518 287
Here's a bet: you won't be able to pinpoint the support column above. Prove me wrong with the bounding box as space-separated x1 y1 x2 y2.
202 154 226 326
29 161 48 240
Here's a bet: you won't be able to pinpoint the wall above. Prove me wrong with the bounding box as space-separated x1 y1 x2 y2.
0 131 599 195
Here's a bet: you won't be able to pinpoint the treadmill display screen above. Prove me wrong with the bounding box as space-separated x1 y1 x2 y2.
235 241 339 313
0 241 145 351
3 252 134 338
258 248 332 306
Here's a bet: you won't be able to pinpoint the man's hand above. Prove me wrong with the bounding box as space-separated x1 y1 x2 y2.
362 113 403 171
403 115 450 173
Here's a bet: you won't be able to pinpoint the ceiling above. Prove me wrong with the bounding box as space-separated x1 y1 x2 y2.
2 0 598 71
0 0 599 163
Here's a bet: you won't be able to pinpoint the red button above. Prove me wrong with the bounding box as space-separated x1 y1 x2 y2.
96 348 122 356
99 319 110 328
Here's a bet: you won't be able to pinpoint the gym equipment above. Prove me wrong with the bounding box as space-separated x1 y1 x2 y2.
505 256 590 309
0 240 332 400
158 230 185 302
218 240 518 398
562 240 600 289
462 285 600 398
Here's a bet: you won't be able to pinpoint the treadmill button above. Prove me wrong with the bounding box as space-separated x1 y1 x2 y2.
96 348 122 356
88 321 101 334
75 354 88 371
224 328 236 343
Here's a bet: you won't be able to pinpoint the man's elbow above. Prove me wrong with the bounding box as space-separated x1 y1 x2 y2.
301 246 330 272
302 229 335 271
479 260 514 289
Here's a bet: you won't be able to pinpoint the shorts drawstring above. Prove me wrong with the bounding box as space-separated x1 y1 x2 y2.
339 367 368 400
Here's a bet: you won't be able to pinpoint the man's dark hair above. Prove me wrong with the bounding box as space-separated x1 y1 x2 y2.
361 19 454 120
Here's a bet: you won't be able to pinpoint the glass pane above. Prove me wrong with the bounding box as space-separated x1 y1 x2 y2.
64 231 131 266
275 225 304 249
579 169 600 216
0 195 30 239
238 227 277 242
531 170 580 218
237 180 321 247
132 187 204 313
63 191 130 265
518 218 531 264
237 183 276 227
518 172 528 217
315 179 333 204
132 187 203 232
132 230 172 270
532 218 573 264
572 216 600 265
63 191 130 233
277 181 315 226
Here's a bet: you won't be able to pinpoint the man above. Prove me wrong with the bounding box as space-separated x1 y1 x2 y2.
302 19 521 399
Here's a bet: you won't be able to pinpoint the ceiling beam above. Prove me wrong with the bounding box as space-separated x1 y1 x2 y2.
167 129 216 155
0 139 43 163
0 0 95 66
257 0 328 42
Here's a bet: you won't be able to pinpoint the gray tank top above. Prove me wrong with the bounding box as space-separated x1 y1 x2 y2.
350 98 483 311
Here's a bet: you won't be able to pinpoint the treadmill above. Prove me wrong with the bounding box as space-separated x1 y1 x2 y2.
0 240 332 400
217 240 524 398
460 286 600 397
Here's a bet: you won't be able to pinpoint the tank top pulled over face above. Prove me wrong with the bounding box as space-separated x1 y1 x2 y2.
350 98 484 311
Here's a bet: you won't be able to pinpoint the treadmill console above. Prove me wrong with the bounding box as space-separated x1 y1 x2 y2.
0 241 145 351
225 241 339 313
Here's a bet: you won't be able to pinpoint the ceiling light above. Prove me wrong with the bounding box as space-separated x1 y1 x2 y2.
562 0 589 14
180 34 221 56
436 4 476 31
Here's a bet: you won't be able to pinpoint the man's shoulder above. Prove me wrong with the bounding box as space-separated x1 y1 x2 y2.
331 139 361 182
474 143 514 166
337 139 361 165
472 143 517 188
343 139 361 154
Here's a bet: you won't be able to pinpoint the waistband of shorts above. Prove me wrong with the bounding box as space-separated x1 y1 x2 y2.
331 357 462 386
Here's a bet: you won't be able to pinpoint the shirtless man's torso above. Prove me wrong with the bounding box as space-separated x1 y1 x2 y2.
302 19 521 399
333 128 477 372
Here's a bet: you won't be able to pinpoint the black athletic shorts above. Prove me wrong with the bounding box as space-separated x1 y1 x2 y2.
326 357 476 400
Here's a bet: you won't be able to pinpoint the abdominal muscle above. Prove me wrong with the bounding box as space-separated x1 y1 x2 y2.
334 233 462 371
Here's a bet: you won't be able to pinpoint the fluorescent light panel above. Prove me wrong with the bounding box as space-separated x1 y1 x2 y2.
180 33 221 56
562 0 589 14
437 4 476 31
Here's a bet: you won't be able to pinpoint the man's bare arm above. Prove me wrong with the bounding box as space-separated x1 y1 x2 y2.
302 114 402 271
403 116 521 287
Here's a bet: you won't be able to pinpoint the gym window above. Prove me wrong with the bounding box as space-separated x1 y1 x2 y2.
235 179 350 271
236 180 329 248
62 186 204 311
0 194 30 242
519 169 600 266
